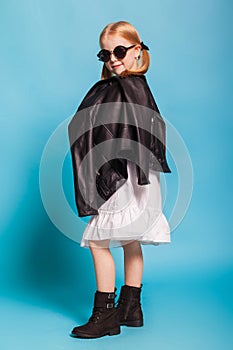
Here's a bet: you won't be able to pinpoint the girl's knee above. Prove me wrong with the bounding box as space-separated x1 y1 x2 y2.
88 239 111 250
121 240 139 249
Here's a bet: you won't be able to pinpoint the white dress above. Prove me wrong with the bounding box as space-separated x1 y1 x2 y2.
80 160 171 248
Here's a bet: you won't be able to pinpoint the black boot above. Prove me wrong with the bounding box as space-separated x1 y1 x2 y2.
116 284 144 327
70 288 120 339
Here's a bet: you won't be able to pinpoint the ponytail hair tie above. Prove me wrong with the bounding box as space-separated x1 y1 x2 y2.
140 41 149 51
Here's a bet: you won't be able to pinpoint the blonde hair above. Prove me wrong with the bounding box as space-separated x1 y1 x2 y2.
99 21 150 80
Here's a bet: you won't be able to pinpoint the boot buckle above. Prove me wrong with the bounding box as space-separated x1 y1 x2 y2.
107 303 114 309
108 293 115 299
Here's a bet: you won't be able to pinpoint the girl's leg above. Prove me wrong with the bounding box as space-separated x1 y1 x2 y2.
71 240 119 338
89 240 116 292
122 240 143 287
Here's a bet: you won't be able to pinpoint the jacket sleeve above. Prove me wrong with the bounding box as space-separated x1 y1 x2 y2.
68 110 127 217
68 109 99 217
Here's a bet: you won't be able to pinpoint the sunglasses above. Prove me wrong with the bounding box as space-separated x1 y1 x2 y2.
97 44 136 62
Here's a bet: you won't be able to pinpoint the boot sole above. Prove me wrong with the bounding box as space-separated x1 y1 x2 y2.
120 319 144 327
70 326 121 339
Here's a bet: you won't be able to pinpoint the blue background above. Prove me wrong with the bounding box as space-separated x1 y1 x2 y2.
0 0 232 349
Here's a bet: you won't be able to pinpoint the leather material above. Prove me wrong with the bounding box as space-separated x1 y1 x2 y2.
116 284 144 327
68 74 172 217
70 289 120 339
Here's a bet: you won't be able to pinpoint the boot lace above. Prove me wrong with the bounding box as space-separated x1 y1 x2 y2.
88 307 104 324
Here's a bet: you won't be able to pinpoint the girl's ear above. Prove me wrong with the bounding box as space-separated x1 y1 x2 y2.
134 44 142 59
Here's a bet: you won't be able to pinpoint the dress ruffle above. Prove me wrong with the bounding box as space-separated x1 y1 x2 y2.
80 160 170 248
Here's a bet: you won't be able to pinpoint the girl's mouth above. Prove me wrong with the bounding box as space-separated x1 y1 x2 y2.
112 64 122 69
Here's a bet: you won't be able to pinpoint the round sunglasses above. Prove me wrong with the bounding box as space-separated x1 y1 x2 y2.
97 44 136 62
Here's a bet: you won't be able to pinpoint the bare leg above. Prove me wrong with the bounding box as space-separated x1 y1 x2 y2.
89 240 116 292
122 240 143 287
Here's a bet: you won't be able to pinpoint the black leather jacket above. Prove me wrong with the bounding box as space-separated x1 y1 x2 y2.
68 74 171 217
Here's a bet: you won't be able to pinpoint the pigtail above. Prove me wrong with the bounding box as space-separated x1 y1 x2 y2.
139 49 150 74
101 64 114 80
120 49 150 78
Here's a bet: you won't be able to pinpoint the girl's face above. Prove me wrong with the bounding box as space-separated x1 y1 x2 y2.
101 35 141 76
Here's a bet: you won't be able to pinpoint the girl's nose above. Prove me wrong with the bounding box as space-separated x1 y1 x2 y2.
109 52 118 62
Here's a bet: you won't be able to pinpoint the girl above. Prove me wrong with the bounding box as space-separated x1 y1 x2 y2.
68 21 171 339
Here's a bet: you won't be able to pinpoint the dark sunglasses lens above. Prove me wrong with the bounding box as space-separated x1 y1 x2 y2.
98 50 110 62
114 46 127 59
